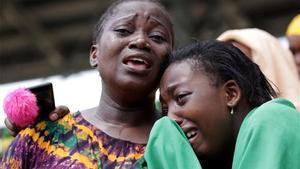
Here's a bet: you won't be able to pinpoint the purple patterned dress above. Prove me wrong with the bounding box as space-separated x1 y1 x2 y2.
1 111 145 169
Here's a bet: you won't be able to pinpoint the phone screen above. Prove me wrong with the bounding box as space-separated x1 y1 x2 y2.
28 83 55 118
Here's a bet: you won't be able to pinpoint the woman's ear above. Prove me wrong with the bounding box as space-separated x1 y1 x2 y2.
223 80 241 107
90 45 98 68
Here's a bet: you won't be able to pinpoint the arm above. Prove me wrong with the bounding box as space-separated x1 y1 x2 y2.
143 117 202 169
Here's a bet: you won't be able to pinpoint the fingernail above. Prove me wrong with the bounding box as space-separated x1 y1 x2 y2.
50 114 58 120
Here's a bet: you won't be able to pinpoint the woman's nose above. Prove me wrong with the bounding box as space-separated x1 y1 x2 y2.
129 33 151 51
295 52 300 64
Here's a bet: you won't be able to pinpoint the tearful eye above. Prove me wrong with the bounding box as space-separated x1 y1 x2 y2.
151 36 165 43
114 28 131 37
175 92 190 105
150 35 166 43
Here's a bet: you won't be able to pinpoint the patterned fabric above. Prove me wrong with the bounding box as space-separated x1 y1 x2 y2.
1 111 145 169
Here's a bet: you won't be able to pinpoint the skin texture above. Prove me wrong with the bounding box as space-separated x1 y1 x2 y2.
91 1 172 103
160 61 243 168
80 1 173 143
287 35 300 78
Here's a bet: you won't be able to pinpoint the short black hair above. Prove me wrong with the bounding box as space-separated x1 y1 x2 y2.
167 40 277 108
92 0 174 44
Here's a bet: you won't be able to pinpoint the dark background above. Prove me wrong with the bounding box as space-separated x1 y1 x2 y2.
0 0 299 83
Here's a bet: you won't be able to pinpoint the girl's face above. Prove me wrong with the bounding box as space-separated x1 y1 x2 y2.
160 62 234 160
288 35 300 77
91 1 173 95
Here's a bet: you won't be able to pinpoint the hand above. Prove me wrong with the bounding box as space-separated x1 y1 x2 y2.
4 118 19 137
4 105 70 136
48 105 70 121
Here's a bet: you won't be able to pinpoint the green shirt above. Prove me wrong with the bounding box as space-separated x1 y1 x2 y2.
138 98 299 169
233 98 300 169
135 116 202 169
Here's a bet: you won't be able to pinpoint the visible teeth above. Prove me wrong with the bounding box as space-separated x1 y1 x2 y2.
131 58 146 64
187 131 196 139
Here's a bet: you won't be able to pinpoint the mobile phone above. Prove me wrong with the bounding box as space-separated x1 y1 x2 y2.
28 82 55 118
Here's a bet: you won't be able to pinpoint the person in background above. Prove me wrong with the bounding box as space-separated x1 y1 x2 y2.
286 14 300 79
143 40 299 169
217 28 300 110
1 0 174 168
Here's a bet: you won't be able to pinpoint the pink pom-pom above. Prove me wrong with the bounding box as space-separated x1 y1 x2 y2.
3 88 39 128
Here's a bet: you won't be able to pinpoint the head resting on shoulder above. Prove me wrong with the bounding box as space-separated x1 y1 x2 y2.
165 40 277 109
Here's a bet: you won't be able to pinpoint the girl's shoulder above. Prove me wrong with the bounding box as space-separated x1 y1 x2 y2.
247 98 298 121
240 98 300 135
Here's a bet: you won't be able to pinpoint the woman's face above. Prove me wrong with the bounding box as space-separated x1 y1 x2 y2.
91 1 173 95
288 35 300 77
160 62 234 160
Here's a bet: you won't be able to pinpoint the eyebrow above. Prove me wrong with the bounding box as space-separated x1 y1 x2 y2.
163 81 180 96
159 81 179 103
149 16 169 30
110 14 136 25
149 16 172 41
110 13 172 43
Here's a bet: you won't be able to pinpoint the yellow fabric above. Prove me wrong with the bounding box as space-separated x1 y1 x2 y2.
286 14 300 36
218 28 300 111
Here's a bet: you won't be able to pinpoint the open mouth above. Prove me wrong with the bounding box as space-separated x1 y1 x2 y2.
185 128 199 143
126 58 150 69
123 55 152 72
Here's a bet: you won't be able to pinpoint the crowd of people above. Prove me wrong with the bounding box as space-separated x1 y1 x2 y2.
1 0 299 168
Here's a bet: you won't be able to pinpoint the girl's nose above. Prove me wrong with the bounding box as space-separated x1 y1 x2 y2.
168 110 184 125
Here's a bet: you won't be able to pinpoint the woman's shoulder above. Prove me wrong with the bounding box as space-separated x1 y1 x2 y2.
16 111 92 144
3 111 146 168
14 113 66 143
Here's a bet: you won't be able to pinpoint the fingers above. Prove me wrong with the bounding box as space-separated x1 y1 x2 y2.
4 105 70 137
48 105 70 121
4 118 19 137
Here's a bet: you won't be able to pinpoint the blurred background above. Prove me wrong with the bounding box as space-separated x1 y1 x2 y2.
0 0 299 156
0 0 299 121
0 0 299 83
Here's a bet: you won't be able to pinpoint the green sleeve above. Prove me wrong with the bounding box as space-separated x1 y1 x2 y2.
143 117 202 169
233 98 300 169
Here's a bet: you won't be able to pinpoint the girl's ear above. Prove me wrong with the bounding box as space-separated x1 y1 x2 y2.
223 80 241 107
90 45 98 68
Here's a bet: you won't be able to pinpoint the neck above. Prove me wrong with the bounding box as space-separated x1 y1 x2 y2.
232 100 250 140
200 151 233 169
97 89 159 126
201 100 250 169
81 91 159 143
